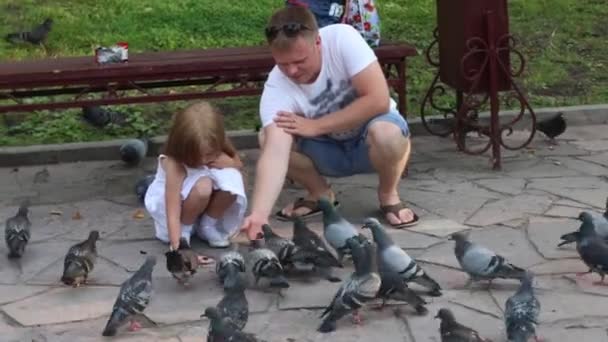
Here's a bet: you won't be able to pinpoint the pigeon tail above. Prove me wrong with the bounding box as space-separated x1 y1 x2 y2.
7 245 25 259
222 264 241 289
269 274 290 288
16 201 29 217
496 263 527 280
318 318 337 333
506 323 536 342
414 272 442 296
102 307 130 336
558 231 579 246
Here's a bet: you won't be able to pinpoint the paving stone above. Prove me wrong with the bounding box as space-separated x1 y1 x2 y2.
2 286 119 326
580 151 608 167
529 259 588 275
544 205 589 218
490 288 608 324
177 325 209 342
571 139 608 152
527 176 608 208
553 199 593 208
559 125 608 141
536 325 608 342
60 199 137 241
547 156 608 176
405 218 469 239
145 271 276 325
528 142 592 157
247 308 412 342
0 203 77 243
504 159 582 178
278 270 350 310
103 220 157 241
98 240 167 272
406 189 489 224
474 178 527 195
526 217 581 259
0 285 49 305
411 181 502 200
26 255 131 286
501 218 526 228
564 273 608 297
0 241 73 285
416 242 461 270
466 194 553 226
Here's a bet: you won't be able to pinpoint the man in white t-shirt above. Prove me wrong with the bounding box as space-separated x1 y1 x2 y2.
241 6 418 240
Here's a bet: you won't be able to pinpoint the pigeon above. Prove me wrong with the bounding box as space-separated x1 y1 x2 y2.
102 256 156 336
435 308 491 342
363 217 442 296
5 18 53 45
216 273 249 331
504 272 541 342
450 232 526 287
120 138 149 166
216 248 246 289
61 230 99 287
536 112 566 144
318 238 381 333
261 224 296 267
558 199 608 247
377 270 428 315
574 212 608 284
202 307 263 342
318 197 367 262
291 217 343 282
82 106 126 128
165 238 204 286
5 201 31 258
135 174 155 205
245 242 290 289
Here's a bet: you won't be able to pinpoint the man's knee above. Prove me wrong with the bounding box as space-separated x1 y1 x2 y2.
366 121 408 154
191 177 213 201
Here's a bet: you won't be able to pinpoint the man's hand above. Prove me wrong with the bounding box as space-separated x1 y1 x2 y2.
240 212 267 241
274 111 321 138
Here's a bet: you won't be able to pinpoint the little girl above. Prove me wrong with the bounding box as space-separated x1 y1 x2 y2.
144 101 247 251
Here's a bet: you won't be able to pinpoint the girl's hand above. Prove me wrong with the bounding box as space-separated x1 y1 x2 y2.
208 153 241 169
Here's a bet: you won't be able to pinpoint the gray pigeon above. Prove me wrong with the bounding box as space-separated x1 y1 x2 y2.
318 238 381 333
504 272 541 342
574 212 608 284
559 201 608 247
202 307 263 342
261 224 296 267
363 217 442 296
61 230 99 287
291 217 343 282
216 273 249 331
318 197 367 262
102 256 156 336
450 232 526 286
245 242 289 289
435 308 491 342
120 138 148 166
377 270 428 315
216 248 246 289
5 201 31 258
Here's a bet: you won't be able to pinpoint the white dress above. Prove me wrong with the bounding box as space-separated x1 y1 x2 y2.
144 154 247 244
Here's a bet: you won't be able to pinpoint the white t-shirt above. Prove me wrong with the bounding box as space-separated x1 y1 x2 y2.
259 24 397 140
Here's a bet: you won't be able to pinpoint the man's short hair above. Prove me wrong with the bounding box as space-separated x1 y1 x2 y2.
265 6 319 50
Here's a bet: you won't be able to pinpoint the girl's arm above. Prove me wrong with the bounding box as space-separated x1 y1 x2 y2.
162 156 186 250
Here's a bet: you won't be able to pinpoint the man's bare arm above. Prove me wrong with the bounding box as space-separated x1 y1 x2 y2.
249 124 294 218
315 60 391 135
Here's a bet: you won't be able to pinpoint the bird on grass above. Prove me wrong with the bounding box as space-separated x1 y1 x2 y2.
5 18 53 46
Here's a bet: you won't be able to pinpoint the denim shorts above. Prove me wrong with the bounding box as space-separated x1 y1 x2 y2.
297 110 410 177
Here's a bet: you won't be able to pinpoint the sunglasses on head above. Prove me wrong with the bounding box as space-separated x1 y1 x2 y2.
264 23 310 42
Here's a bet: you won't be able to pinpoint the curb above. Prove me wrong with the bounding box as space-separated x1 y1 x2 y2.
1 104 607 167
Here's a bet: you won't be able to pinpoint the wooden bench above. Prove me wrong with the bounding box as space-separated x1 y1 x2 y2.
0 42 417 115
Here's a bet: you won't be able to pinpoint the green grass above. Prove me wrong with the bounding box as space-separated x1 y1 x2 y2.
1 0 606 146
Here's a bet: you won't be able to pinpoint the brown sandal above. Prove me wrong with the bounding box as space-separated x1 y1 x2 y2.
380 202 419 228
275 197 341 221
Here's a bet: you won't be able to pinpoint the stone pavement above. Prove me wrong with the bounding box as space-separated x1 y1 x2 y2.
1 125 608 341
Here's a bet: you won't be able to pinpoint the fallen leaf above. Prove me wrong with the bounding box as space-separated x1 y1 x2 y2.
72 210 82 220
133 209 145 219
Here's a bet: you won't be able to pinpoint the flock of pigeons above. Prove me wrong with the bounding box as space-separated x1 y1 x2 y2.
5 193 608 341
